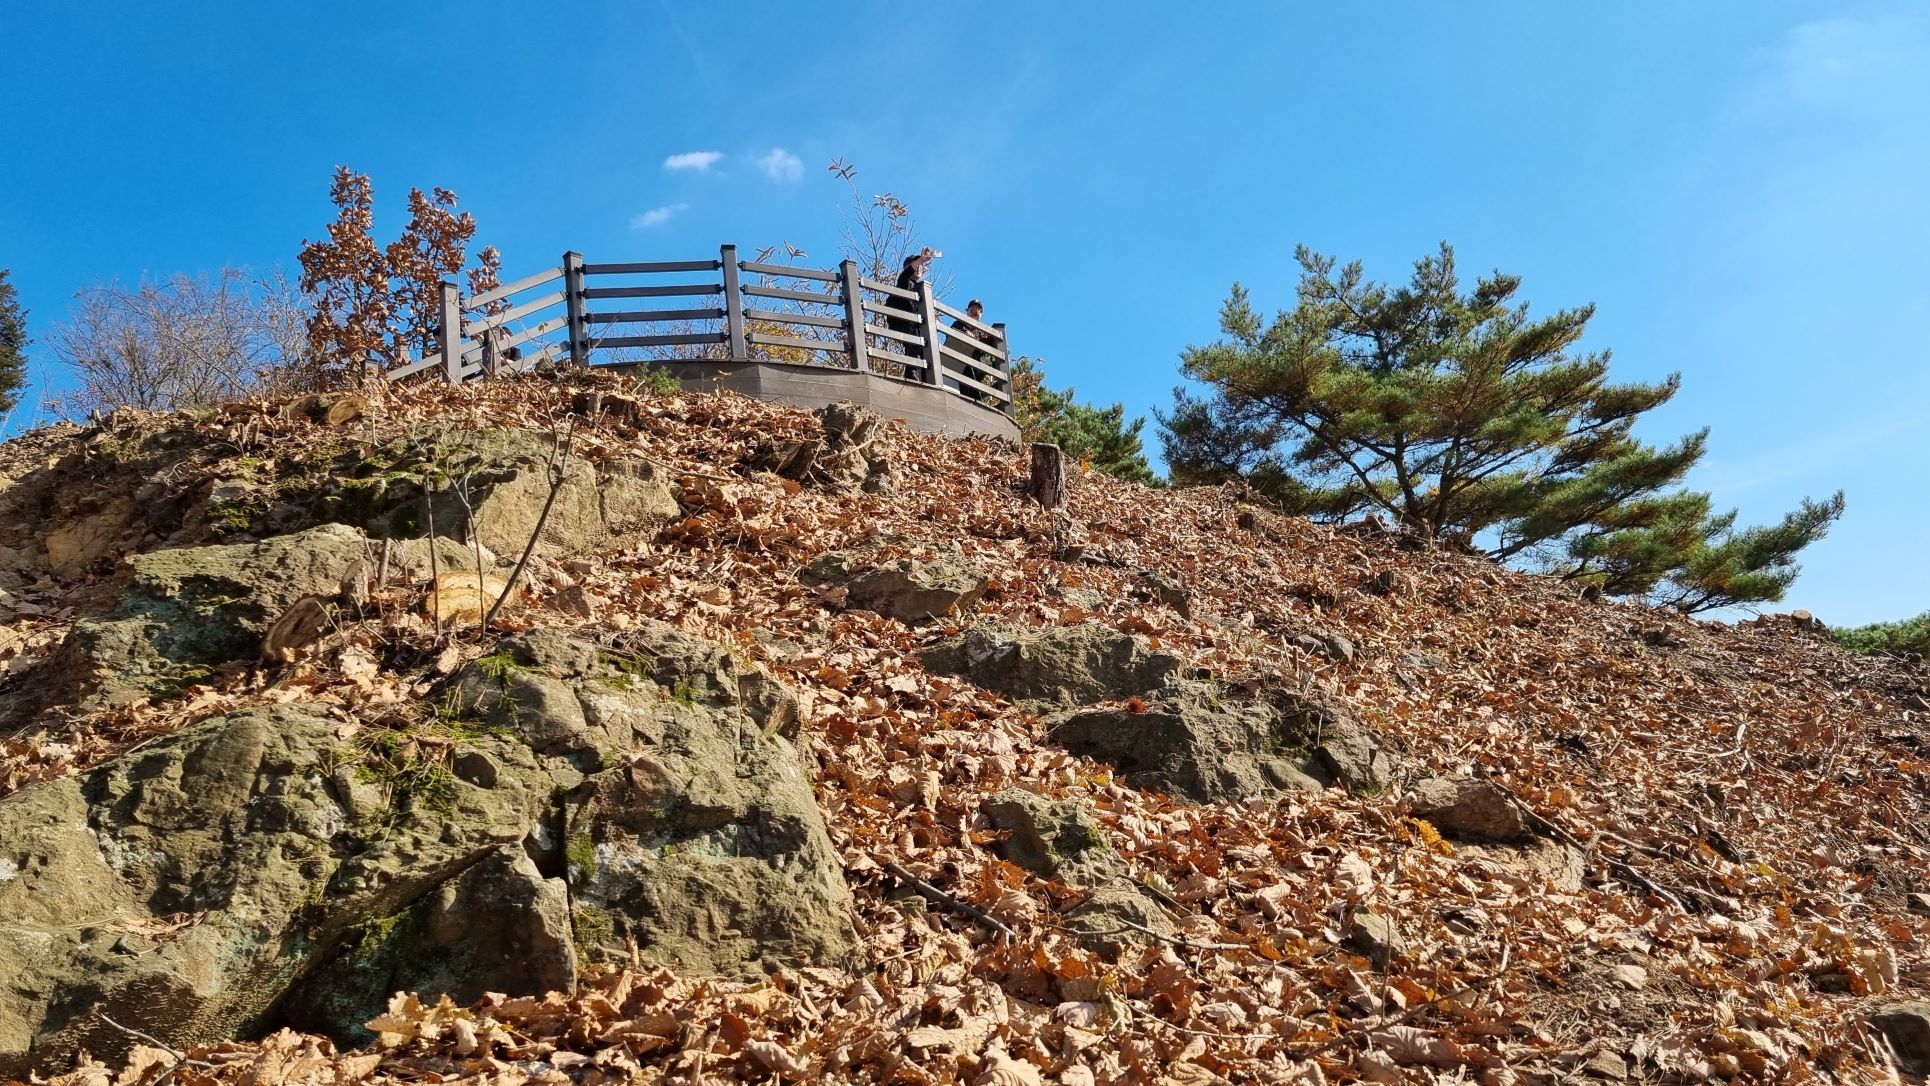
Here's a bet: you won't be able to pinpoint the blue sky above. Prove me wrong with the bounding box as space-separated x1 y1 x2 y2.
2 3 1925 625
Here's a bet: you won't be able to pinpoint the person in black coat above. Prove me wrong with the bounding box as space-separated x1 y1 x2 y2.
883 248 935 362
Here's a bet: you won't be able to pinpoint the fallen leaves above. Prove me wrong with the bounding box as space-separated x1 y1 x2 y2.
5 373 1928 1084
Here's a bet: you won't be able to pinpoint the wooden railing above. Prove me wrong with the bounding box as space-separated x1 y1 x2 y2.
386 245 1014 415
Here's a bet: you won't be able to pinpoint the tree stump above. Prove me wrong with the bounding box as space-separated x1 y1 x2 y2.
1029 443 1066 511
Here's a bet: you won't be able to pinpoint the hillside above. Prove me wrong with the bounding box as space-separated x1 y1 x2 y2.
1 372 1926 1085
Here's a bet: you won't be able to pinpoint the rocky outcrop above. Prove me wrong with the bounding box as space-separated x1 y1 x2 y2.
451 624 851 977
0 623 854 1073
1871 1003 1930 1076
1046 684 1389 803
978 789 1174 956
40 524 370 711
922 623 1182 705
1408 777 1530 842
753 402 891 492
803 548 990 624
0 703 551 1075
301 427 680 558
982 789 1122 887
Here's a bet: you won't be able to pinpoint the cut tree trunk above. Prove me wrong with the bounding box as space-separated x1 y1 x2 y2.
1029 443 1066 511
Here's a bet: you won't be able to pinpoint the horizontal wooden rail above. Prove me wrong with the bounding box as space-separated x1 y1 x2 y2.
584 260 721 275
460 315 568 361
389 355 443 381
860 277 917 300
939 347 1011 399
868 346 926 372
468 266 563 309
593 332 728 349
862 321 927 347
747 331 847 354
933 300 1002 342
739 260 838 283
741 283 838 305
744 307 844 330
585 307 725 324
464 290 565 335
860 297 924 321
582 283 723 300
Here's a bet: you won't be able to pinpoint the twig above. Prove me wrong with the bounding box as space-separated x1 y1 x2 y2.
1068 916 1247 952
1716 720 1750 758
485 418 577 631
1498 789 1689 911
420 437 443 642
883 860 1016 942
642 455 737 485
1282 981 1487 1062
454 467 490 637
95 1011 214 1086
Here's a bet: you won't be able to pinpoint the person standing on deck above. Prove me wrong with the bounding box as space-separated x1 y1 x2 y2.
946 299 1002 402
883 248 936 363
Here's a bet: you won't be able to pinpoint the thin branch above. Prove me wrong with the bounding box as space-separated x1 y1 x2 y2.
1068 916 1247 952
483 417 577 630
883 860 1016 942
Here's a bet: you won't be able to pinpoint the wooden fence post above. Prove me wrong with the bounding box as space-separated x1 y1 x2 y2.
840 260 870 373
994 321 1013 416
721 244 747 359
562 251 588 367
917 280 943 386
439 281 463 383
1029 443 1066 510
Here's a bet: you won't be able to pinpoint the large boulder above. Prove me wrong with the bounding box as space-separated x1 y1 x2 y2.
981 789 1122 887
1046 684 1389 803
1871 1003 1930 1076
40 523 369 710
803 549 990 624
554 625 855 976
0 624 854 1073
0 703 552 1075
1408 777 1530 842
301 427 680 559
922 623 1182 705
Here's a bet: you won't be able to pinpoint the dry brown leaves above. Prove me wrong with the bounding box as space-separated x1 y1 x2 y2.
6 372 1928 1084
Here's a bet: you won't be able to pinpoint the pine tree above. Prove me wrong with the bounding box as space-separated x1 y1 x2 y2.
1012 357 1159 486
1161 243 1842 612
0 269 29 416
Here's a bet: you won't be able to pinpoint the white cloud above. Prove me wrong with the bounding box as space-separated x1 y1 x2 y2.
663 151 723 173
756 148 804 183
630 203 689 229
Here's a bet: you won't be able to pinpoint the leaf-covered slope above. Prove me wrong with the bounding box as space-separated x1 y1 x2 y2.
2 374 1927 1085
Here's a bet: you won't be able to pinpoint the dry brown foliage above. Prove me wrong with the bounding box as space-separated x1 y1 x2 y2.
3 373 1926 1085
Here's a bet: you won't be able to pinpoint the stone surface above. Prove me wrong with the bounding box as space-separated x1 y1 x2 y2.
1349 910 1400 969
559 630 854 976
981 789 1120 887
0 623 853 1074
302 427 680 559
752 402 891 491
45 524 370 710
802 549 989 624
0 703 548 1075
1046 684 1387 802
1872 1003 1930 1076
1579 1050 1629 1080
1136 571 1192 618
922 623 1182 706
1291 628 1355 664
275 846 576 1045
1408 777 1530 842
